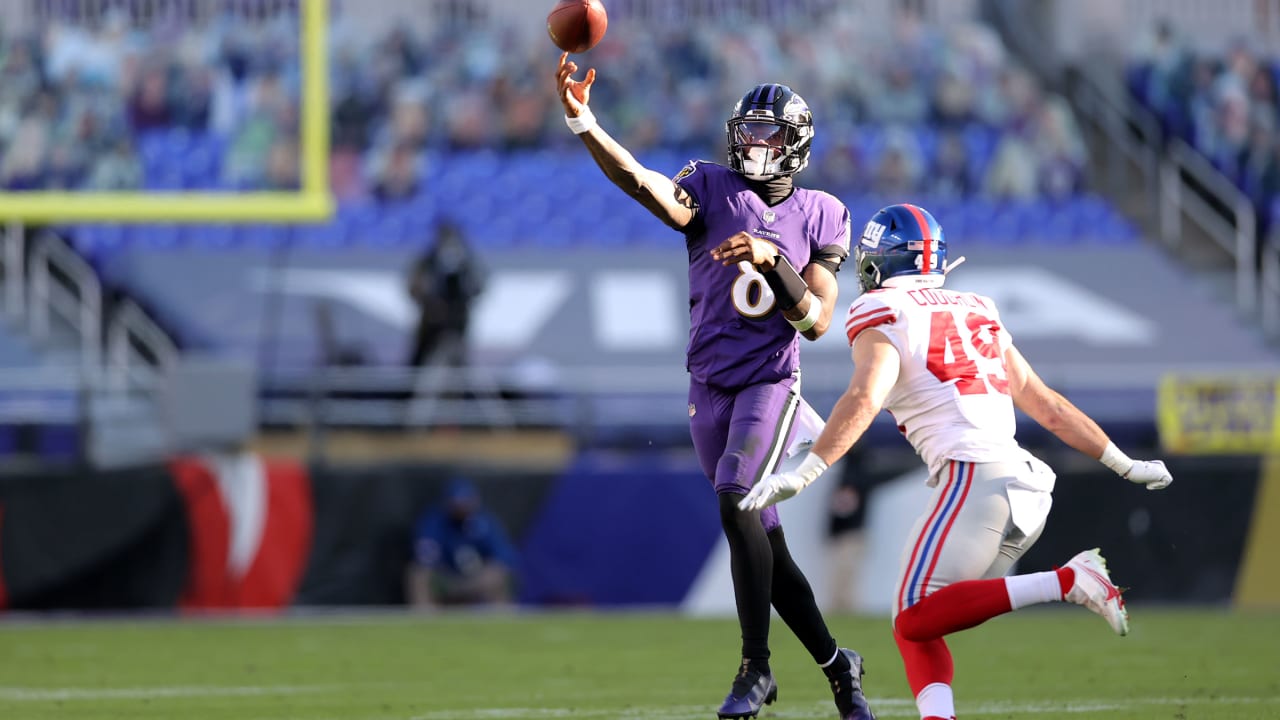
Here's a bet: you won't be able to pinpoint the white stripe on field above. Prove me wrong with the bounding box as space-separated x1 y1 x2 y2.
413 695 1280 720
0 684 339 702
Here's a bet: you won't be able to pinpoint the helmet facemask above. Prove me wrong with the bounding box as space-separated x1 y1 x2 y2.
726 85 814 181
727 117 810 180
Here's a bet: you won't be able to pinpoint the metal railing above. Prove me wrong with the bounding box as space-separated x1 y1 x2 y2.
1264 233 1280 340
1 221 24 323
106 298 179 390
1071 63 1272 337
1070 67 1162 228
1162 138 1258 315
260 363 691 432
27 230 102 373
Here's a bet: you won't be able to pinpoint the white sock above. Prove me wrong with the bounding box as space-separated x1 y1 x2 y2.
916 682 955 718
1005 571 1064 610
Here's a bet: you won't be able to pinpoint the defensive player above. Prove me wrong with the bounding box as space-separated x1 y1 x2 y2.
740 203 1173 720
555 53 876 720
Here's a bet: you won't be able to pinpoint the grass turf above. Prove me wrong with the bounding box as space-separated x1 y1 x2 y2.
0 606 1277 719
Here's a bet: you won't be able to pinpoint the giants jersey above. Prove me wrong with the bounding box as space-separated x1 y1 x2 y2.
845 286 1035 484
676 161 851 389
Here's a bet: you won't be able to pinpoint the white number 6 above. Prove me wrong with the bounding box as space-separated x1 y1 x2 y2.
731 264 776 318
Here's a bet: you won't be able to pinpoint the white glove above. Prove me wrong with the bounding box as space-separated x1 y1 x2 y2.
1123 459 1173 491
1100 442 1172 491
738 453 828 512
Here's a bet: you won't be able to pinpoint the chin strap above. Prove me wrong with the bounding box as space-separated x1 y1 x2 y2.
943 255 966 274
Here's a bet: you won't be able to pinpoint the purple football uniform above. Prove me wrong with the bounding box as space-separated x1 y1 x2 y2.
675 160 851 528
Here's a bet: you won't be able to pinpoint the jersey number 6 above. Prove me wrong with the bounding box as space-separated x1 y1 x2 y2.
927 311 1010 396
731 264 777 318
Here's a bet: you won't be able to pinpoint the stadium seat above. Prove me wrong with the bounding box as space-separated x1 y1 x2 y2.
72 225 126 257
238 225 290 249
295 221 349 248
133 224 183 249
188 225 237 249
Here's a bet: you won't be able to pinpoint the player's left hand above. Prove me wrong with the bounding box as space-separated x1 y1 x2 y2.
739 470 809 511
711 232 779 269
1124 459 1173 491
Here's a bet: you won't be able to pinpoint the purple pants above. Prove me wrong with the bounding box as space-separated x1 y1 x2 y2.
688 375 801 533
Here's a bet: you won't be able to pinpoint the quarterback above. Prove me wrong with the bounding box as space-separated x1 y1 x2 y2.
555 53 875 720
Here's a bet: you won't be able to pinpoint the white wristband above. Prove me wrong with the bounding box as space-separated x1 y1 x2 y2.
794 451 830 487
565 108 597 135
1098 441 1134 477
787 299 821 333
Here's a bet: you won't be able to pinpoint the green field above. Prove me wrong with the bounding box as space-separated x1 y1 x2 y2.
1 607 1277 720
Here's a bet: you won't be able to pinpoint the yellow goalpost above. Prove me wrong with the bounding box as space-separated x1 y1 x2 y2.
0 0 333 224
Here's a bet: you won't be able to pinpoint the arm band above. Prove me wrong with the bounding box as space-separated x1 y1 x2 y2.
787 299 821 333
1099 441 1134 476
565 107 597 135
812 245 850 275
761 255 809 311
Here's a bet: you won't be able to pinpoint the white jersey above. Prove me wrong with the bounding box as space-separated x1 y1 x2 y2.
845 286 1037 485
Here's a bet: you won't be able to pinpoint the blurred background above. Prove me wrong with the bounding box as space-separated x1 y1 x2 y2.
0 0 1275 617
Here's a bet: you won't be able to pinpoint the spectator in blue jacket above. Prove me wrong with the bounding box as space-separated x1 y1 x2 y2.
406 478 517 608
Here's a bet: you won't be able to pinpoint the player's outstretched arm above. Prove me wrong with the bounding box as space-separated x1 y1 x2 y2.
1005 345 1172 490
555 53 695 231
739 331 900 511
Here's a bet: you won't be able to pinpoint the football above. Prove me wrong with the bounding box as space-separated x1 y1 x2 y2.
547 0 608 54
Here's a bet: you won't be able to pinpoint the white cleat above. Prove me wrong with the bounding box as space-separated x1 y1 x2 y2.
1064 548 1129 636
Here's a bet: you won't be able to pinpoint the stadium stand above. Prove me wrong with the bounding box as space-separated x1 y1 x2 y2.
0 1 1269 466
0 5 1139 253
1125 20 1280 248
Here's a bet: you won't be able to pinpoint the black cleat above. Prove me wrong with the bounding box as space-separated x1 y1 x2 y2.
717 659 778 719
829 648 876 720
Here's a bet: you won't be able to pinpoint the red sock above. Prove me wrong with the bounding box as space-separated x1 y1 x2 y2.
1056 566 1074 596
894 578 1013 642
893 627 954 696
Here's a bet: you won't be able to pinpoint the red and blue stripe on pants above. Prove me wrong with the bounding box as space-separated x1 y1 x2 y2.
897 460 975 614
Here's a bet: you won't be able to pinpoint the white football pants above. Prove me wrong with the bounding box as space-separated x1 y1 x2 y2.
892 459 1055 618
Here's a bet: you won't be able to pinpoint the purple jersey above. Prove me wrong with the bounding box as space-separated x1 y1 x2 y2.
675 160 851 389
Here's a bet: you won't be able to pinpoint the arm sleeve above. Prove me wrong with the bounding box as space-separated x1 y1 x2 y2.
844 294 902 353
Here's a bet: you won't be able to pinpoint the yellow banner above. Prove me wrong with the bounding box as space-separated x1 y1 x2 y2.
1157 375 1280 454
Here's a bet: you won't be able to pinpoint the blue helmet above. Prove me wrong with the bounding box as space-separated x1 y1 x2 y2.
854 204 952 292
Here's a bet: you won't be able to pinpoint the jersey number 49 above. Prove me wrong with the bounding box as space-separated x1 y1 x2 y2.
927 311 1010 396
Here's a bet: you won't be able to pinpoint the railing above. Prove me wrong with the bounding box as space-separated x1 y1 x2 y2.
106 298 179 391
1 221 24 323
27 230 102 373
1162 138 1258 315
1070 64 1271 337
1265 233 1280 340
1070 67 1162 228
261 364 690 432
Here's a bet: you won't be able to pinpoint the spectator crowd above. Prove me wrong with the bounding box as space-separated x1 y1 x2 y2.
1129 19 1280 242
0 4 1088 204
